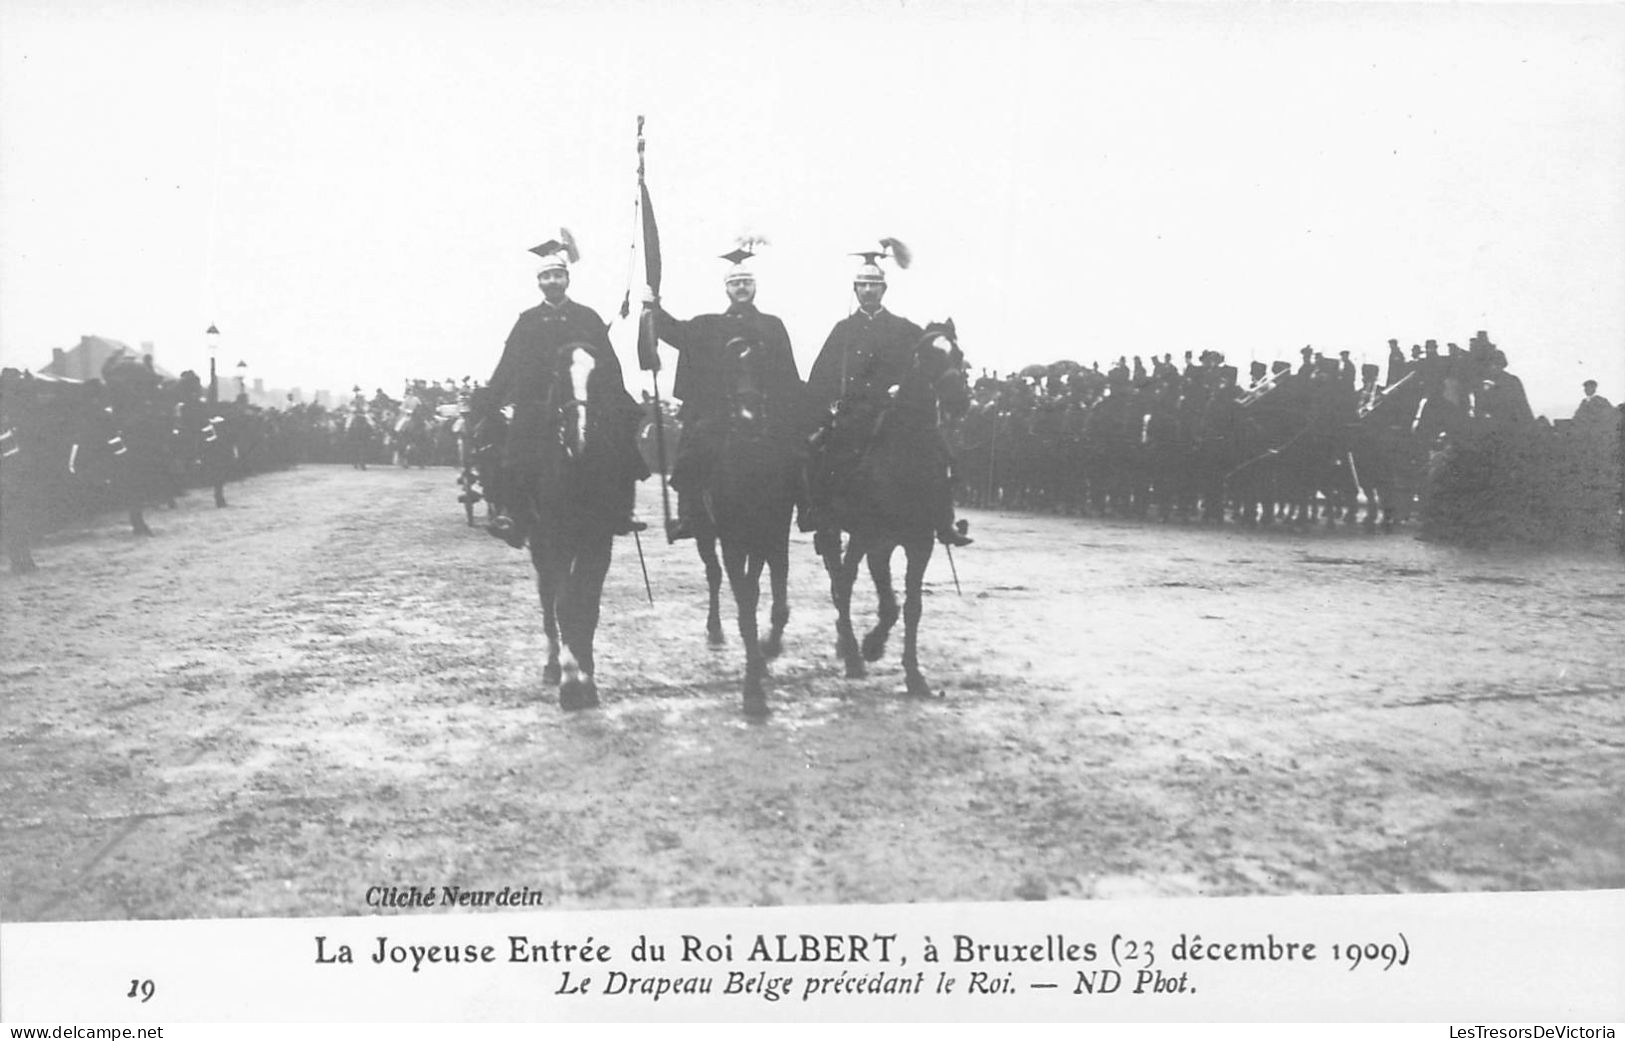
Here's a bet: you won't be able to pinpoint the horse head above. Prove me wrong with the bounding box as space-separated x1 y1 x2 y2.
722 335 771 433
542 341 597 461
909 320 970 422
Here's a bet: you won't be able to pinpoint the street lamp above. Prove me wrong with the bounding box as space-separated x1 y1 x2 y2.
235 359 248 402
206 324 220 403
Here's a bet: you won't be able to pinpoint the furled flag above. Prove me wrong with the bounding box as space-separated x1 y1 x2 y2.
636 120 663 372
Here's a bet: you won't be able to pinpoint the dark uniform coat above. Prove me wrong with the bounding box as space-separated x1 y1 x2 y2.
1475 369 1534 428
806 306 924 411
489 297 629 411
650 301 809 507
651 301 805 426
486 296 645 487
804 306 969 533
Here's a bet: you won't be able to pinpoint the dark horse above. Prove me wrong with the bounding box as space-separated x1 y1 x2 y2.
344 410 374 469
818 321 966 698
692 336 803 718
517 341 623 711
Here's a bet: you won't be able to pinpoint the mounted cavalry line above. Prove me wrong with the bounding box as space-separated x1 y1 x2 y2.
472 123 978 714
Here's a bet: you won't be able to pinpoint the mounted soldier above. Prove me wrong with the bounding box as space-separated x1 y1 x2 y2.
643 240 808 541
804 239 971 555
486 232 649 549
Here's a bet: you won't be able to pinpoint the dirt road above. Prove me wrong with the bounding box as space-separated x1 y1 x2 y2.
2 465 1621 921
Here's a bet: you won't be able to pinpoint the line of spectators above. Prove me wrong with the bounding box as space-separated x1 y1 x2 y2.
946 331 1622 550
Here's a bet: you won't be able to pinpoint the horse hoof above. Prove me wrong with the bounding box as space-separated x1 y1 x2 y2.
860 632 888 663
844 659 866 679
743 693 769 719
762 632 783 659
904 673 936 699
558 678 599 711
707 627 725 648
543 662 562 685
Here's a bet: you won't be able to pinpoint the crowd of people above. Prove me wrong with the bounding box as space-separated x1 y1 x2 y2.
0 356 490 571
945 332 1622 548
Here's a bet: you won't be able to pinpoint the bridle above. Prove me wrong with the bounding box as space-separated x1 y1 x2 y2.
723 336 770 436
906 329 967 427
539 343 595 461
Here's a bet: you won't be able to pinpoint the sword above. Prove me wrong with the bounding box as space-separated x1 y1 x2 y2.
632 527 654 604
944 542 962 597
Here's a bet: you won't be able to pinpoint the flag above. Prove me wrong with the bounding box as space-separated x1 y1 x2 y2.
636 179 663 372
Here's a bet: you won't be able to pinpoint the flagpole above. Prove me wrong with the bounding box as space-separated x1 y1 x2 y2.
635 115 675 543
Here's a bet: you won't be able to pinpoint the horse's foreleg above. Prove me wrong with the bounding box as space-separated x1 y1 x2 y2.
557 534 612 711
1360 473 1381 529
861 542 899 663
722 540 768 717
762 525 790 660
901 536 934 698
534 548 563 689
528 528 567 691
832 536 866 679
4 517 39 573
697 535 725 646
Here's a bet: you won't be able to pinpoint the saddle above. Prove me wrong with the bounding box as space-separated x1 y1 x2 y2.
805 396 886 522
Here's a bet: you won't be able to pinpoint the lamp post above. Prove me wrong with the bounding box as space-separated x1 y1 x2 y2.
235 359 248 403
206 324 220 403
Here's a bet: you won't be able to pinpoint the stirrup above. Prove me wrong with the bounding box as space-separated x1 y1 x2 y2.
487 514 526 548
938 519 973 547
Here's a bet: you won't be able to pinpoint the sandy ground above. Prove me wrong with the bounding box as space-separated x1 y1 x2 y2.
1 465 1622 922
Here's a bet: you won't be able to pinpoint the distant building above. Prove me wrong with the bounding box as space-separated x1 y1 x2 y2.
242 377 317 410
36 335 332 406
40 335 176 382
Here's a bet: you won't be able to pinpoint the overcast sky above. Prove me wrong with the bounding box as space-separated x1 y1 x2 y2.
2 0 1621 418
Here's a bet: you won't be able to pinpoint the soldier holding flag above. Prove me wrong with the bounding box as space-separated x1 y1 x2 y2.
642 241 808 541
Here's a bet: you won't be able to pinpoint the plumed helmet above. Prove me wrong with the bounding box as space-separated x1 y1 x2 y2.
851 237 911 284
722 236 767 284
529 227 580 273
851 261 890 285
